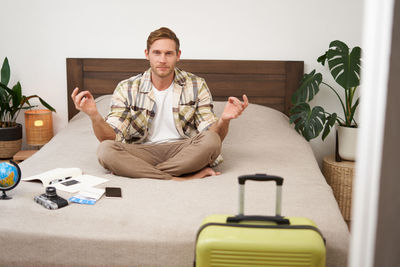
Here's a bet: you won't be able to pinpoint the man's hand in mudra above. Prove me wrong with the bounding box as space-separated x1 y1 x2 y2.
221 94 249 121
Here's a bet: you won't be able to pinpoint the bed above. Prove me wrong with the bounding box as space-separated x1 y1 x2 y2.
1 59 349 267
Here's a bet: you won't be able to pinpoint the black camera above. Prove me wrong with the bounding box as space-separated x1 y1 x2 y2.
34 186 69 210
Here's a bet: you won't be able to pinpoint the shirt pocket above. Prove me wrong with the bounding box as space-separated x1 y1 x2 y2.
178 102 197 128
129 108 150 135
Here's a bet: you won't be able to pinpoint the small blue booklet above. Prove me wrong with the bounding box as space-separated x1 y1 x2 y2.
69 187 105 205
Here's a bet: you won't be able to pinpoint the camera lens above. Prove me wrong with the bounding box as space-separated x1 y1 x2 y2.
45 186 57 197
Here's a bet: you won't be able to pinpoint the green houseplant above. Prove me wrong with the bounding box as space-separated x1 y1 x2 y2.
289 40 361 160
0 57 56 158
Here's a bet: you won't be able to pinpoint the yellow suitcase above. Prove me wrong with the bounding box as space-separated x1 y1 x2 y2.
194 174 326 267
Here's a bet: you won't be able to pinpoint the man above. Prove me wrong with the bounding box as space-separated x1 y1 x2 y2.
71 27 248 180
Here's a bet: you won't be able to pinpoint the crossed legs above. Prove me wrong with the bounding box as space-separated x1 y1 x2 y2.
97 131 222 180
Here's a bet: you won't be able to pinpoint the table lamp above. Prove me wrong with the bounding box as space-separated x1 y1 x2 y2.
24 109 53 147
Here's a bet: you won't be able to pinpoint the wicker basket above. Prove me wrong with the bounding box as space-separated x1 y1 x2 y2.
0 139 22 159
322 155 355 225
0 123 23 159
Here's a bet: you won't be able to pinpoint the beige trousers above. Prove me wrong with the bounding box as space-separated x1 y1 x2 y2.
97 131 222 179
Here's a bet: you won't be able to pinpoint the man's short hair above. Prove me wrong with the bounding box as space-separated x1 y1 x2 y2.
147 27 180 54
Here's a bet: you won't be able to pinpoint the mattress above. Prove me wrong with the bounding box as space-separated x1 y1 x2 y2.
0 96 349 267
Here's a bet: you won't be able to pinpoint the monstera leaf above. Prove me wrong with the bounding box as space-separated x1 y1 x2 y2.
291 70 323 105
322 113 338 140
289 103 327 141
318 40 361 90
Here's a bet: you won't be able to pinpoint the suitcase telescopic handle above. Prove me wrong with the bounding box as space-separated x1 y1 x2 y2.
227 173 289 225
238 174 284 185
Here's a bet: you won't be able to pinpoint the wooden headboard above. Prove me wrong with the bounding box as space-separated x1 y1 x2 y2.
66 58 303 120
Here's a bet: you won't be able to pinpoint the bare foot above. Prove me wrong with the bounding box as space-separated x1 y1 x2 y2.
172 167 221 181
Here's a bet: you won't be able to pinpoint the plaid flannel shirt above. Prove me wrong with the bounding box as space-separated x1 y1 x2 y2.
105 67 223 166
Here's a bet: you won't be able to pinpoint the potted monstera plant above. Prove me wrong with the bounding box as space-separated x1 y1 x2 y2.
0 57 56 158
289 40 361 161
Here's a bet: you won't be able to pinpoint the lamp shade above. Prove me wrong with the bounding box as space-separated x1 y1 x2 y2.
24 109 53 146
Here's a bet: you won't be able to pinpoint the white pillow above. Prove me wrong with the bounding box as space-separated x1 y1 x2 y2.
95 95 113 117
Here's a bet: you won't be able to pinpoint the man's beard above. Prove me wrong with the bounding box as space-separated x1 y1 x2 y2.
152 64 174 78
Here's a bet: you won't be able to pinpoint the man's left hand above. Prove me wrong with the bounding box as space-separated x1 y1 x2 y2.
221 94 249 121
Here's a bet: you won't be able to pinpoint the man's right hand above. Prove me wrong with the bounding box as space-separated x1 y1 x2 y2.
71 87 116 142
71 87 98 118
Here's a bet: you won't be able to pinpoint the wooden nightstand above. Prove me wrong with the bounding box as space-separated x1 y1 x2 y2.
12 150 38 163
322 155 355 229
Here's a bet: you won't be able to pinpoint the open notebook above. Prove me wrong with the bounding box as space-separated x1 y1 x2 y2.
22 168 108 193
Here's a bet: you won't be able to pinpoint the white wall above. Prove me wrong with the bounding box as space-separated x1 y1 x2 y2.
0 0 363 165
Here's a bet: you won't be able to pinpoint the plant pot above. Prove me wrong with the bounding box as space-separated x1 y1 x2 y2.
0 123 23 159
337 125 358 161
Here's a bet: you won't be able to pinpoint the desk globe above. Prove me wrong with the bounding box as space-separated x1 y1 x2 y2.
0 160 21 199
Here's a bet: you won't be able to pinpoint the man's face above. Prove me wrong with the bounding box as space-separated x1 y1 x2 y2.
145 38 181 80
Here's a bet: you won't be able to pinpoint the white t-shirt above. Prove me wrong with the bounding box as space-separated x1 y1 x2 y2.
146 83 182 143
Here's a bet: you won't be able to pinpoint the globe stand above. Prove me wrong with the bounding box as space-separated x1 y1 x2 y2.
1 190 12 200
